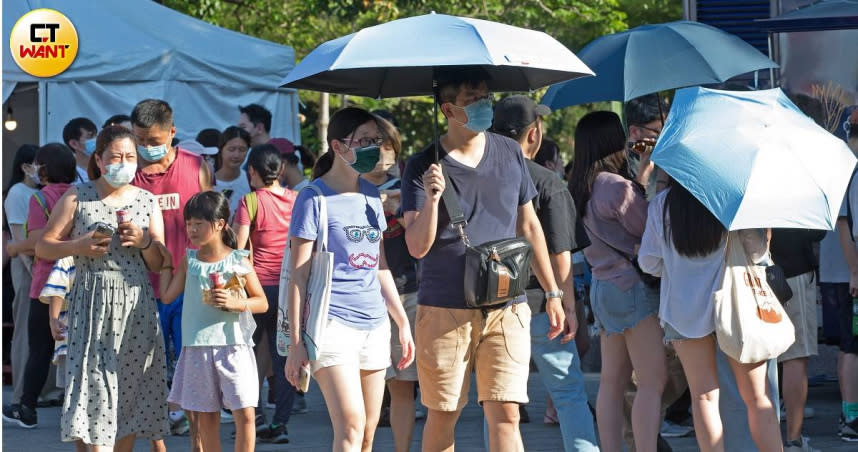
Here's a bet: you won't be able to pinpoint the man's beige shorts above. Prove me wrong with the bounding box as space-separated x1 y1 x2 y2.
778 271 818 362
415 303 531 412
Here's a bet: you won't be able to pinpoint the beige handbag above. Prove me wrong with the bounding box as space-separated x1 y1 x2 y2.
714 231 795 364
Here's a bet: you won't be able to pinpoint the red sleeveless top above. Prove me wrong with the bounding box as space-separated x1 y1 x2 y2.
132 148 203 298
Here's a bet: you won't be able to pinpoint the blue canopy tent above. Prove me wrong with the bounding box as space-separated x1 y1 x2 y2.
2 0 300 145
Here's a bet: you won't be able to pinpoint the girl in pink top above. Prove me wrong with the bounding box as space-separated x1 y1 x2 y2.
233 143 297 439
568 111 667 452
8 144 77 425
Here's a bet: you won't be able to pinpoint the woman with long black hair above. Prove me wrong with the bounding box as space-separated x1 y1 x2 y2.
568 111 666 452
639 181 783 452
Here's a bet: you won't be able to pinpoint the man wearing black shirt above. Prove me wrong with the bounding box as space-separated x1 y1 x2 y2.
492 95 598 451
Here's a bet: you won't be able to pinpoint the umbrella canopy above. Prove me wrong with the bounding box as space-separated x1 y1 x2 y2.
651 87 856 231
540 21 778 109
755 0 858 33
280 13 594 98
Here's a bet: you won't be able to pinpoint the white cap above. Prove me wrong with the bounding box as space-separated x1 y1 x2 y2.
178 139 218 156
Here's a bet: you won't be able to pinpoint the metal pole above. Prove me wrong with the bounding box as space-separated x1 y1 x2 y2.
319 92 329 154
433 80 439 163
767 33 777 88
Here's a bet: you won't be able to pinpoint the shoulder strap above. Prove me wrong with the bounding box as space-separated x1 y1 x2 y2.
439 164 471 246
301 184 328 251
244 192 258 229
32 191 50 218
378 177 400 190
847 166 857 242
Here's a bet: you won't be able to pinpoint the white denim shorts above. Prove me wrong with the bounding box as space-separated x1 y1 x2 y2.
311 317 391 374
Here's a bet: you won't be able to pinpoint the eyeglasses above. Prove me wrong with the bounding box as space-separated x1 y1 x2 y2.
343 225 381 243
345 136 384 148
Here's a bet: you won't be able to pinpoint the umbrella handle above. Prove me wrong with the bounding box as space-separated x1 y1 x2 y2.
433 80 440 164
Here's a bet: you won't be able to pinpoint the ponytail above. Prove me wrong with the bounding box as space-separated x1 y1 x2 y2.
313 151 334 179
222 223 238 250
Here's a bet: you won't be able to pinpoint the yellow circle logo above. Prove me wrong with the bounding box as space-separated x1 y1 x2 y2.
9 9 78 78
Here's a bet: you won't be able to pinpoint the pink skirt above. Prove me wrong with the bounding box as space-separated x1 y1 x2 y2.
168 345 258 412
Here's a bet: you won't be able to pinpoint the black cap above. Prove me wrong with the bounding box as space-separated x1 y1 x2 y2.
491 95 551 137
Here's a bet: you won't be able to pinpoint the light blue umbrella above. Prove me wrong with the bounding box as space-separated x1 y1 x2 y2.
540 21 778 109
280 13 593 98
652 87 856 230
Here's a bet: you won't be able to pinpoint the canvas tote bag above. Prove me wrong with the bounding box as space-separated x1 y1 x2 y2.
714 230 795 364
276 184 333 360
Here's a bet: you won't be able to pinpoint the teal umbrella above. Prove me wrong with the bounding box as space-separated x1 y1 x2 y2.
652 87 855 230
541 21 778 109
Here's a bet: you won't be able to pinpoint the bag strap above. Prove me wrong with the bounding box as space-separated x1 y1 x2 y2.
300 184 328 252
25 191 51 238
439 164 471 247
378 177 400 191
244 192 258 230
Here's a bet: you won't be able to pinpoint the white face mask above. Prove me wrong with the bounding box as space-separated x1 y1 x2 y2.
102 162 137 188
26 164 42 185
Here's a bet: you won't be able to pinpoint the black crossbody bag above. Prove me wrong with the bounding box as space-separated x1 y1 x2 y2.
440 168 533 308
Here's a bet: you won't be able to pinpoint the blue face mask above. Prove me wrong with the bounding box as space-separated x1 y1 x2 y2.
103 162 137 188
83 138 97 156
452 98 494 133
137 144 168 162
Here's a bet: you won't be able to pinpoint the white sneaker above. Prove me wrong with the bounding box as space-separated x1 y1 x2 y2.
659 420 693 438
784 436 820 452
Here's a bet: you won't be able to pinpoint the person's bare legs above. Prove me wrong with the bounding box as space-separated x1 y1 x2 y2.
388 379 417 452
191 411 222 452
74 440 86 452
782 357 809 442
483 401 524 452
315 364 368 452
422 408 461 452
149 439 166 452
360 369 387 452
596 331 633 452
728 358 783 452
113 434 136 452
674 335 724 452
231 407 256 452
624 315 667 452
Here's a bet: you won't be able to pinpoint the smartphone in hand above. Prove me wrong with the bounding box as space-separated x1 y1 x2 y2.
92 221 116 239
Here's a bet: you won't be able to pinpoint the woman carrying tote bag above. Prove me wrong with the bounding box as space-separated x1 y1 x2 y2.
639 181 788 452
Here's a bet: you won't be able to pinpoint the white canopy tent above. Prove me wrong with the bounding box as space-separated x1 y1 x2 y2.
2 0 299 144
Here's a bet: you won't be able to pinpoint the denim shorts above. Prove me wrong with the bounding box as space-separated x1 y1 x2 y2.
590 278 659 335
661 321 687 344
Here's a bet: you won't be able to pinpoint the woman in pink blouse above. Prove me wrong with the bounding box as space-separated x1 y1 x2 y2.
568 111 667 452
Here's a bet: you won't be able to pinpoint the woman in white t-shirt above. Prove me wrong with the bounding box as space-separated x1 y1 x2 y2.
3 144 41 408
639 181 782 452
214 126 252 219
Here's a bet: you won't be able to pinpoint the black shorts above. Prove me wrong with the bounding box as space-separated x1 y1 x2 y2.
820 282 858 354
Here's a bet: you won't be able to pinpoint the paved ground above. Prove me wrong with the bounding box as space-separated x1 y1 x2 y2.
2 363 854 451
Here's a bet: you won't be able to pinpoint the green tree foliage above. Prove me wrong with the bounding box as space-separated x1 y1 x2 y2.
163 0 681 162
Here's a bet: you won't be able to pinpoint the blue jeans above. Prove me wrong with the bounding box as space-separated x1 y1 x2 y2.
262 285 296 425
481 313 599 452
715 345 780 452
530 313 599 451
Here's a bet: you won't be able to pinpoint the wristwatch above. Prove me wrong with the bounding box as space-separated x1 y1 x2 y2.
544 290 564 300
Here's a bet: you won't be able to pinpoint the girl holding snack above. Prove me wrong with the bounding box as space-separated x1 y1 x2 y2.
157 190 268 452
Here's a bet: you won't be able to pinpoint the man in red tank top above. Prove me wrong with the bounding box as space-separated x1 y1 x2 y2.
130 99 211 441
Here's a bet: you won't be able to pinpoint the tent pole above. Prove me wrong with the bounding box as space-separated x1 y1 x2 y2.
38 81 47 146
767 33 776 88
